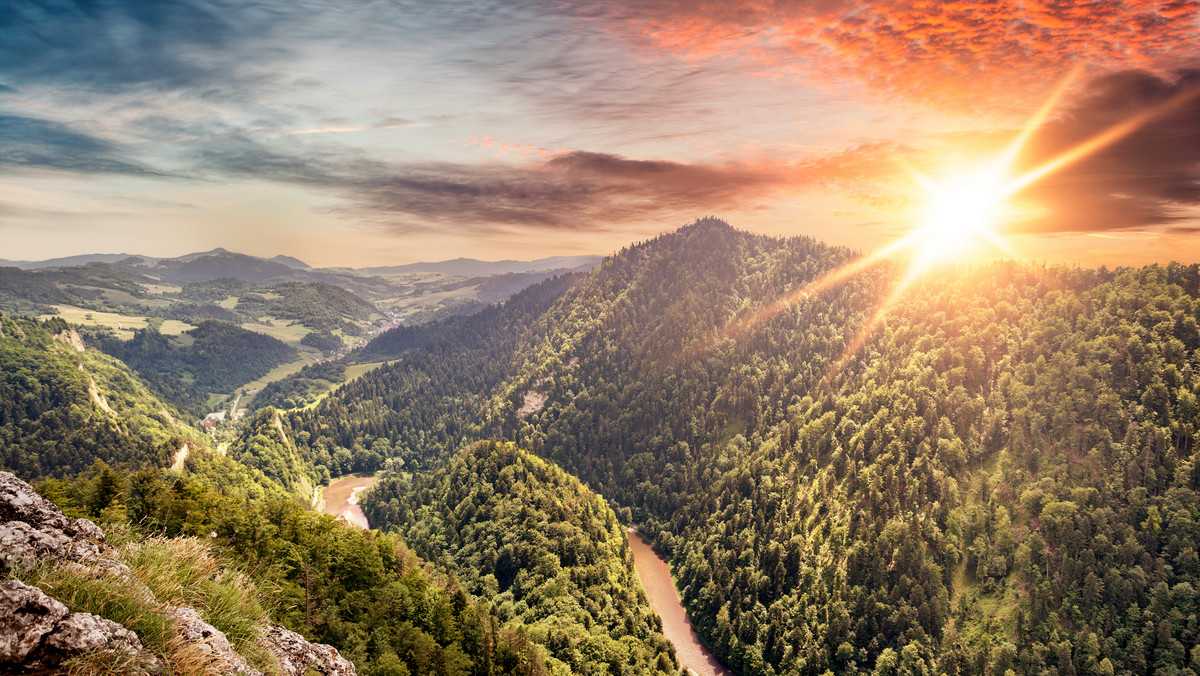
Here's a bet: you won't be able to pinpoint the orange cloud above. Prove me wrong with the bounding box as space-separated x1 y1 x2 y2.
578 0 1200 110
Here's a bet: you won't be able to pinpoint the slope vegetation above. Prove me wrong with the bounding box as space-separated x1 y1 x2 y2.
364 441 678 675
312 219 1200 675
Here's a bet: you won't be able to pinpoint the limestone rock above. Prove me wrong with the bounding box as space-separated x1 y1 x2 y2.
0 580 69 663
44 611 142 656
262 625 356 676
167 606 263 676
0 471 105 544
0 521 73 573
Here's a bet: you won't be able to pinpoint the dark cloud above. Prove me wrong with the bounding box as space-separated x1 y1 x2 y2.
1014 69 1200 233
193 136 796 231
0 115 158 175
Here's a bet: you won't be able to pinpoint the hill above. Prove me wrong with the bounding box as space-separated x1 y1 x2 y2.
301 218 1200 675
362 441 679 675
0 314 205 479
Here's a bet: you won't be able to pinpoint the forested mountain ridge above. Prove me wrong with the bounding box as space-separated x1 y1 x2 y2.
313 218 1200 675
286 273 584 474
363 441 680 675
0 313 204 478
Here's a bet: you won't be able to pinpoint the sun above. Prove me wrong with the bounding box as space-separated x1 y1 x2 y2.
906 160 1015 277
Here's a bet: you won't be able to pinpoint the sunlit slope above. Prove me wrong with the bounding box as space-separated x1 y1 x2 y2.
362 440 679 675
0 314 206 478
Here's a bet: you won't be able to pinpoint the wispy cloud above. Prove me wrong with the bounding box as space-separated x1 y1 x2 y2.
192 134 800 231
0 115 160 176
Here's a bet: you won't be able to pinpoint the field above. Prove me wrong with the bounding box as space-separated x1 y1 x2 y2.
240 317 311 346
39 306 196 341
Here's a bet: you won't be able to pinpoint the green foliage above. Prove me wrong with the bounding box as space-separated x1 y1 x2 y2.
287 273 580 473
46 468 554 676
253 360 348 410
303 220 1200 674
354 316 461 361
300 330 344 352
0 314 202 479
363 441 679 675
0 263 152 315
236 281 377 333
90 319 297 396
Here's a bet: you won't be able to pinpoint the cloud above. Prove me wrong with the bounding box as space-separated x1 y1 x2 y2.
1012 69 1200 233
0 115 159 175
776 68 1200 235
193 136 799 231
563 0 1200 109
0 0 270 95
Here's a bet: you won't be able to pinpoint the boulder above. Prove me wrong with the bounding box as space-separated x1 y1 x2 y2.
44 611 142 656
262 625 356 676
0 471 106 542
0 580 69 663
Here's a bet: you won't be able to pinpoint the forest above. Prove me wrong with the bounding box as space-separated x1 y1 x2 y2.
40 462 557 676
285 219 1200 675
5 218 1200 675
363 441 678 675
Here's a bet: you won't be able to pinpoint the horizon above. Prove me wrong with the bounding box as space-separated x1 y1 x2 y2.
3 2 1199 268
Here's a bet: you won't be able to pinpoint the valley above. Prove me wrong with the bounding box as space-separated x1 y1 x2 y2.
3 220 1200 675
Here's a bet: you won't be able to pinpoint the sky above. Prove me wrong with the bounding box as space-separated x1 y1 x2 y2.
2 0 1199 268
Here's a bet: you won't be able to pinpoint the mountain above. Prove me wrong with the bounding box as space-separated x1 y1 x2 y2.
291 218 1200 675
0 313 205 479
357 255 603 277
270 254 311 269
0 253 150 269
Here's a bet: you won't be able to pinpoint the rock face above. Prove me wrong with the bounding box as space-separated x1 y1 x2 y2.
262 625 356 676
0 471 105 542
0 579 141 670
0 471 106 576
0 470 356 676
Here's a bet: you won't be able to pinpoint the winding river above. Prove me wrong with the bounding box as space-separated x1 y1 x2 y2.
629 531 735 676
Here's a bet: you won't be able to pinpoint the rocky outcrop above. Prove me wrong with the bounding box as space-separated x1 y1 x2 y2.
0 472 105 542
52 329 86 353
0 472 106 576
167 606 262 676
0 471 356 676
261 625 356 676
0 580 141 671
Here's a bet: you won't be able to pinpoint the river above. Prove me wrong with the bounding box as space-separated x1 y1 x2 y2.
628 531 735 676
322 475 378 529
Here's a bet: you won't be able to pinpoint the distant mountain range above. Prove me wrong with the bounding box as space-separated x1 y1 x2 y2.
0 250 602 279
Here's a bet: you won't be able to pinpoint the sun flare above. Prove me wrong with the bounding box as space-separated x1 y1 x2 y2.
909 161 1013 275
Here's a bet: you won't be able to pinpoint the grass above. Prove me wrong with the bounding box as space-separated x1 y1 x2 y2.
159 320 194 336
17 536 283 675
40 306 148 340
236 353 319 408
139 284 182 295
37 306 197 342
123 537 278 670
